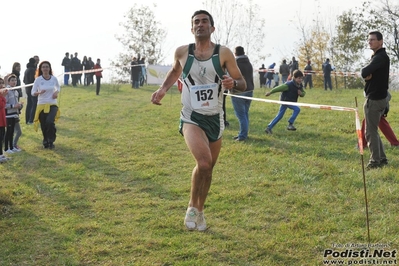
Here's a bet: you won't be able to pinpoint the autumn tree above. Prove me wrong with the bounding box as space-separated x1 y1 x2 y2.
330 10 366 88
354 1 399 64
372 0 399 64
295 9 330 88
344 0 399 88
378 0 399 88
295 2 372 89
111 4 166 81
297 25 330 71
380 0 399 63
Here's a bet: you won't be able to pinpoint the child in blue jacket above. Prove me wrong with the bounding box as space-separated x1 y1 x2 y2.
264 70 306 134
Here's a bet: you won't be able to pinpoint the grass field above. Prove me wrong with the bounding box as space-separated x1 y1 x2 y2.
1 83 398 265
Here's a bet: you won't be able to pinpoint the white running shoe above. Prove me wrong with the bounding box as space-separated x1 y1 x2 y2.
197 211 207 231
184 207 199 230
5 149 14 154
12 147 21 152
0 155 11 162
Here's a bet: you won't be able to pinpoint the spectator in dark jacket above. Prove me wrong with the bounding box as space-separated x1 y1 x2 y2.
61 52 71 85
289 56 298 77
87 57 95 85
259 64 266 87
279 59 290 83
82 56 89 86
138 55 146 86
23 58 37 124
131 57 141 89
304 60 313 89
70 52 81 87
322 58 334 90
361 31 390 169
231 46 254 141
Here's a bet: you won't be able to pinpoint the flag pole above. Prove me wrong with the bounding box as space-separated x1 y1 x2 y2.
355 97 371 243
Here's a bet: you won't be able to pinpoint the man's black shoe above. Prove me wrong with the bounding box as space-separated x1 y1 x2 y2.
366 162 382 170
380 158 388 165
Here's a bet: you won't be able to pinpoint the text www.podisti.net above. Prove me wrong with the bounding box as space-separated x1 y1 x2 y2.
323 249 397 265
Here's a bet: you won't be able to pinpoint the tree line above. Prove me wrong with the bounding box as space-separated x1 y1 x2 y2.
111 0 399 89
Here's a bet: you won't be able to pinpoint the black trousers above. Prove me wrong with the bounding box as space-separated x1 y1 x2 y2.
0 127 5 154
96 76 101 95
39 106 58 146
72 74 79 86
5 117 16 150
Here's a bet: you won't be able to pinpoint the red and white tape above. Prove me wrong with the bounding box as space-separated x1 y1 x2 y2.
257 68 398 78
226 93 364 154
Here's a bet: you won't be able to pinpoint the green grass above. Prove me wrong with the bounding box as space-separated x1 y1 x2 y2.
1 84 398 265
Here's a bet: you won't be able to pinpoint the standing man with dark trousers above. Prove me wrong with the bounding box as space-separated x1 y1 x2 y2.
131 57 141 89
303 60 313 89
94 59 103 95
23 58 37 124
70 52 80 87
279 59 290 84
259 64 266 87
61 52 71 86
361 31 390 169
232 46 254 141
322 58 333 90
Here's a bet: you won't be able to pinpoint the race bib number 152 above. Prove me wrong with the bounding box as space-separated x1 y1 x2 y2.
190 83 219 109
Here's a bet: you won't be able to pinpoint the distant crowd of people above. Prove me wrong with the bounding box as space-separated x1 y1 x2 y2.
258 56 335 91
1 50 149 163
61 52 103 95
61 52 93 87
0 52 105 163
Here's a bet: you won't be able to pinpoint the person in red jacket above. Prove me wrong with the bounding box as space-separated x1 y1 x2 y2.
93 59 103 95
0 78 11 162
360 91 399 148
361 117 399 148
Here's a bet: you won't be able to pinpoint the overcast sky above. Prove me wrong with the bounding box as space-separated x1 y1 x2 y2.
0 0 366 82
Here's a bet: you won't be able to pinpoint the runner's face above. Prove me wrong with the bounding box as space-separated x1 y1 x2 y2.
191 14 214 37
41 63 50 75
